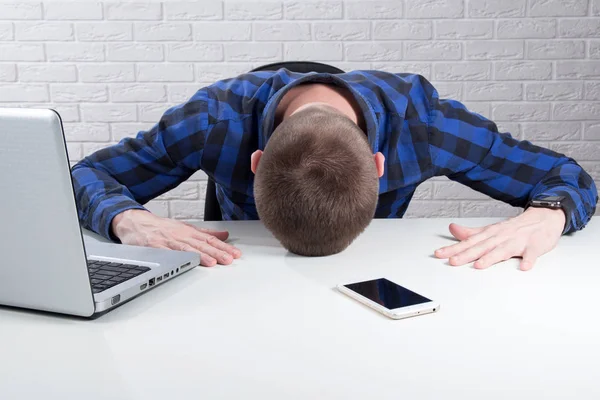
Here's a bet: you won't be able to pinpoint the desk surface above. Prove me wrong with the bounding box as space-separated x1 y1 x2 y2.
1 218 599 400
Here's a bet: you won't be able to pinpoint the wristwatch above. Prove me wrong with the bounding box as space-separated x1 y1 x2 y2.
528 195 565 209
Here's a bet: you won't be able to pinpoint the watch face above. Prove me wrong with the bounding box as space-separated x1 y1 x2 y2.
538 196 564 202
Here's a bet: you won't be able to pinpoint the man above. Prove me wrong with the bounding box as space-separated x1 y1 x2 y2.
72 68 598 270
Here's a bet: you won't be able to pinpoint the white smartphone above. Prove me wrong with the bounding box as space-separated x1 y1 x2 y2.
337 278 439 320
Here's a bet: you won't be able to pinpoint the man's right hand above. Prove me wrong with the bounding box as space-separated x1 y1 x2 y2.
111 210 242 267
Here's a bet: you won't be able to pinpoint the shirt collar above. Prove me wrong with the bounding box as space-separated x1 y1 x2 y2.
258 72 380 153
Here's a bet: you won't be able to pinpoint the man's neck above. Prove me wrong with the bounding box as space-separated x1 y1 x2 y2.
275 83 366 131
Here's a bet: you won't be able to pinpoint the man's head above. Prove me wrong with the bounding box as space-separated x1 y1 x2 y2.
252 104 384 257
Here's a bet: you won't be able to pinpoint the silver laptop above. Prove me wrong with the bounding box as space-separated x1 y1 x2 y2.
0 108 200 317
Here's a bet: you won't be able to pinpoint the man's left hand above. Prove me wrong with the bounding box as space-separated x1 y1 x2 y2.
434 207 566 271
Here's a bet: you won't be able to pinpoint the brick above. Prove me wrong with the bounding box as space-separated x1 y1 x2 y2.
492 103 550 121
284 42 342 61
374 21 432 40
157 182 199 200
495 61 552 80
371 62 432 78
107 43 163 61
529 0 588 17
135 22 191 41
19 64 77 82
554 103 600 120
406 0 464 18
584 122 600 140
466 40 523 60
170 200 203 219
9 53 55 73
594 0 600 15
325 62 371 71
526 82 583 101
62 123 110 142
404 200 460 218
464 102 491 120
110 84 166 103
556 62 600 80
558 20 600 38
47 43 104 62
345 1 402 19
0 22 14 40
51 84 108 103
284 1 342 19
187 170 209 181
253 22 310 41
168 84 202 102
195 22 251 41
586 82 600 100
527 40 585 60
225 43 282 62
137 64 195 82
433 181 488 200
82 104 136 122
469 0 526 17
314 22 370 41
45 2 102 20
196 64 253 83
30 103 80 122
110 123 153 141
165 2 223 20
434 83 462 100
549 143 600 160
405 41 461 60
345 43 402 61
77 23 132 41
579 162 600 183
461 201 520 218
412 182 432 199
79 64 135 83
83 143 119 159
143 200 169 218
225 2 282 20
0 84 47 102
497 19 556 39
166 43 223 61
496 123 521 138
0 64 16 81
522 122 581 141
0 3 41 20
433 62 492 81
464 82 523 101
66 143 82 162
591 42 600 59
436 20 493 40
105 3 162 20
139 103 172 122
15 22 73 41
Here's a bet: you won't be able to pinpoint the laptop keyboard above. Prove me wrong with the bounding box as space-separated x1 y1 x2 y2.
87 260 150 294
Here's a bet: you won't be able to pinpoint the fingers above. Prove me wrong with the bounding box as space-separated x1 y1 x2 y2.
448 223 484 241
185 223 230 241
447 236 502 267
166 240 220 267
520 249 539 271
435 228 494 259
473 241 521 269
196 233 242 259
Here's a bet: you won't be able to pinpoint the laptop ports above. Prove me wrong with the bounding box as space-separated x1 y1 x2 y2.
140 283 148 290
156 276 163 283
148 278 155 287
163 273 169 279
180 262 191 271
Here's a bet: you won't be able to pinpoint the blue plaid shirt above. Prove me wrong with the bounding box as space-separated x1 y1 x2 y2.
72 69 598 240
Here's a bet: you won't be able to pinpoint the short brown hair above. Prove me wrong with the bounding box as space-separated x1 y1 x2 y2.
254 106 379 256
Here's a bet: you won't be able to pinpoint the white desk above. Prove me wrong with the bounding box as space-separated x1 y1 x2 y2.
1 218 599 400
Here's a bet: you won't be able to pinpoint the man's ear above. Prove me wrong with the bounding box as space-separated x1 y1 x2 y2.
251 150 263 174
374 152 385 178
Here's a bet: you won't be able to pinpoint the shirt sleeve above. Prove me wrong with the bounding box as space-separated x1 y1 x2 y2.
71 89 209 240
418 77 598 234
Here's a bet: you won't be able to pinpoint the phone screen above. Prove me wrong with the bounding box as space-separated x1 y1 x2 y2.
343 278 431 310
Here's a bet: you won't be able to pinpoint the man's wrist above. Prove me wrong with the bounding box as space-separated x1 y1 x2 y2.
524 206 567 232
111 209 146 239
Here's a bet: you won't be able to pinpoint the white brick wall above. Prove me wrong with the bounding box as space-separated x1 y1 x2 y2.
1 0 599 220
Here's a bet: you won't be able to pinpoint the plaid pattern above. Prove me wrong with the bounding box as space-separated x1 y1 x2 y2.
72 69 598 240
